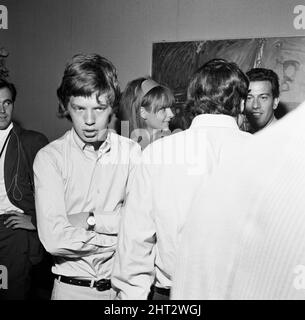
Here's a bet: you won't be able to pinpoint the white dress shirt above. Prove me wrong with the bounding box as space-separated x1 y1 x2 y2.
34 129 141 280
111 114 251 299
172 101 305 300
0 123 23 215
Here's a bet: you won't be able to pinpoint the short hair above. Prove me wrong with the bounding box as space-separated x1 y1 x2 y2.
57 53 121 120
118 77 175 134
186 58 249 118
246 68 280 98
0 78 17 102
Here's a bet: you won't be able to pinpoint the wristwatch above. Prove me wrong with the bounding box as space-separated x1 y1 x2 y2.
86 212 96 231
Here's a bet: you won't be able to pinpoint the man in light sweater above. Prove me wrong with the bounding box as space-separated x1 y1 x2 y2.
172 99 305 300
112 59 251 299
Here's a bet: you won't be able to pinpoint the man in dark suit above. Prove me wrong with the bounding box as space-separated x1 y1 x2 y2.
0 78 49 300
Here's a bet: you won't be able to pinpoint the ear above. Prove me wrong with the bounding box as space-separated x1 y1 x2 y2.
59 102 65 112
239 99 245 114
140 107 148 120
59 102 70 117
273 97 279 110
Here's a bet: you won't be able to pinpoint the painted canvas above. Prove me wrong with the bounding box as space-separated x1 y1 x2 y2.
152 37 305 116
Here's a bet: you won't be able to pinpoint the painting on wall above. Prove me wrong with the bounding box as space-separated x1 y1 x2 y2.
152 36 305 117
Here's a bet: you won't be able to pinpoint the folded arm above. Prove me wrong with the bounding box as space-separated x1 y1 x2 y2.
34 150 117 258
66 142 142 235
66 205 122 235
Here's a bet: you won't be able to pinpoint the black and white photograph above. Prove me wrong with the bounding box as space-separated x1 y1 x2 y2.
1 0 305 314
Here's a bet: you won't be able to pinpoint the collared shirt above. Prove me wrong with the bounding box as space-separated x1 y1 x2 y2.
0 123 23 215
172 102 305 300
111 114 251 299
34 128 141 280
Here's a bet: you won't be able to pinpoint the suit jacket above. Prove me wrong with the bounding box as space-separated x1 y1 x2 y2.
4 122 48 264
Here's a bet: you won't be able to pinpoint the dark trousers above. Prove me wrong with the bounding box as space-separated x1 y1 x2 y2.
29 252 53 300
148 285 170 300
0 215 31 300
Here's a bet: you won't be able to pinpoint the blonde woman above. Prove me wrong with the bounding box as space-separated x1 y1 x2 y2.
119 77 174 149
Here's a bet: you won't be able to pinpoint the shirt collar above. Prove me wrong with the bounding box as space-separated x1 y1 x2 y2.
72 128 112 155
0 122 13 140
190 114 239 130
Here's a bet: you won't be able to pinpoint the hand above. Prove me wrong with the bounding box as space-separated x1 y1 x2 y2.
68 212 90 229
4 211 36 230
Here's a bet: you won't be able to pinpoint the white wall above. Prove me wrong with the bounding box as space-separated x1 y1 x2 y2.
0 0 304 140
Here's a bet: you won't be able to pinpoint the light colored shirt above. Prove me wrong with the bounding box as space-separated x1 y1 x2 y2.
172 101 305 300
34 128 141 280
0 123 23 215
111 114 251 299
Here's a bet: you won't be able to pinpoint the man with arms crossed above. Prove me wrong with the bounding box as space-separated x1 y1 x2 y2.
34 54 141 300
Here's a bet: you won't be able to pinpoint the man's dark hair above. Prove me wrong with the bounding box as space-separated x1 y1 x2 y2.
186 58 249 118
57 53 121 120
0 78 17 102
246 68 279 98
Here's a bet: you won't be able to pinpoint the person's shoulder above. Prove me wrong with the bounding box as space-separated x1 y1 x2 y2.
14 125 49 158
17 126 49 145
141 130 189 165
111 131 141 151
20 128 47 139
236 129 253 140
143 129 189 153
35 131 70 160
